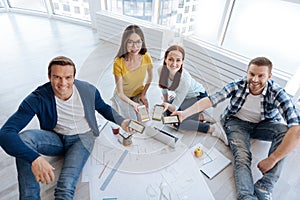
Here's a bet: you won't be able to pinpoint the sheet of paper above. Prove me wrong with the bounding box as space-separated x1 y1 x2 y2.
83 150 215 200
82 118 215 199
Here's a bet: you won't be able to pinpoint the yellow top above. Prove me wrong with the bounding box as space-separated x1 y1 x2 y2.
113 52 153 97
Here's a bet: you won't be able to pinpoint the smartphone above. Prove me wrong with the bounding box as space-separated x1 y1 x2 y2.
152 104 164 121
128 120 145 133
162 115 179 124
119 130 131 139
138 105 150 122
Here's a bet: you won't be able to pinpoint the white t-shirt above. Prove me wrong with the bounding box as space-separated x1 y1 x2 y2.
234 93 261 123
54 85 91 135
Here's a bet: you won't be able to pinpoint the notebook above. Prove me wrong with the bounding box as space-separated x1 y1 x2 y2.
191 143 231 179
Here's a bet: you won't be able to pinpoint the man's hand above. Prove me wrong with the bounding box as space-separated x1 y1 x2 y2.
31 156 55 184
171 111 184 122
257 156 277 174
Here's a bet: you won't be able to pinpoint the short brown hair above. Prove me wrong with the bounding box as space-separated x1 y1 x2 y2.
248 57 272 73
48 56 76 76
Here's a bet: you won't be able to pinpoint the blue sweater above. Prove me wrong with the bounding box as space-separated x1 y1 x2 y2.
0 80 124 163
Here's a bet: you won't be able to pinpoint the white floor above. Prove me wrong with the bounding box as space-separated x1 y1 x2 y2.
0 12 299 200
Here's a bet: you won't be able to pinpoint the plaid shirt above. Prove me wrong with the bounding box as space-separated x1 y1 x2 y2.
209 77 300 127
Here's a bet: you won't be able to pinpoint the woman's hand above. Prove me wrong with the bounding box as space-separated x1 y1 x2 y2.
168 95 175 102
138 95 149 108
131 102 140 113
162 102 176 112
162 102 170 112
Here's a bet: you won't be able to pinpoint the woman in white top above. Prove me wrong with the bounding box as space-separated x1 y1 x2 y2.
158 45 225 139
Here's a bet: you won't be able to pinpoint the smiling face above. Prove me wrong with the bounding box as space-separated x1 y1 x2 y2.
165 50 183 75
48 64 75 100
126 33 143 55
247 64 272 95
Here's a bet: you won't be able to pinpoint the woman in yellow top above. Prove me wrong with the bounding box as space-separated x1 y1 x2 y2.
111 25 153 120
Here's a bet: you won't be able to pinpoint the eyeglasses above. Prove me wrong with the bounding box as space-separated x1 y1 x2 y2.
127 40 143 47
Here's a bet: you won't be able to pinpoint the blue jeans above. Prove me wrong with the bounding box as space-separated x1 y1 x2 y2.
16 129 95 200
224 117 288 200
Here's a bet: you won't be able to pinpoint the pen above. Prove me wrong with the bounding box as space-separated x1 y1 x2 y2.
98 161 109 179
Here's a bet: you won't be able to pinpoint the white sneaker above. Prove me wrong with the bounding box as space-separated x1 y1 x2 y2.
212 121 228 146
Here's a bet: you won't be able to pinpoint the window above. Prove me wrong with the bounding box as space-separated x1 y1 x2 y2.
184 6 189 13
190 16 195 22
193 0 300 98
145 2 152 15
63 4 70 12
53 2 59 10
7 0 47 12
51 0 91 21
223 0 300 95
192 4 197 11
6 0 90 21
74 6 80 14
161 18 167 25
176 13 182 23
84 7 89 15
193 0 227 44
123 0 152 21
178 0 184 8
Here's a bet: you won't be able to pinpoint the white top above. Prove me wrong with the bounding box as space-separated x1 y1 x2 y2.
234 93 261 123
158 66 206 110
54 85 91 135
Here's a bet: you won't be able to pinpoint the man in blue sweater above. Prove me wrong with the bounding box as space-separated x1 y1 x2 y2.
0 56 133 199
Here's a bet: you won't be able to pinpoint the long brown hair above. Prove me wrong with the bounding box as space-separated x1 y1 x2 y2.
115 25 148 58
159 45 184 91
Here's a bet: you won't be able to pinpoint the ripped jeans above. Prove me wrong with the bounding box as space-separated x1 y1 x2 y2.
224 117 287 200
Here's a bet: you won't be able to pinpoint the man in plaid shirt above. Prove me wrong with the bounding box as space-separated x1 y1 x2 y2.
174 57 300 200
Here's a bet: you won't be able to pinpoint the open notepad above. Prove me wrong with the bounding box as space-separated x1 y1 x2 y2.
191 143 231 179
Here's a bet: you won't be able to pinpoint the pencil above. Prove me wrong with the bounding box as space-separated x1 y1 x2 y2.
98 161 109 179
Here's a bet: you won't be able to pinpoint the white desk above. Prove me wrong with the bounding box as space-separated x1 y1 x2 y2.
82 120 215 200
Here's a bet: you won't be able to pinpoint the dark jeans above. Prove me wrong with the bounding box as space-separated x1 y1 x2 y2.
166 92 210 133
